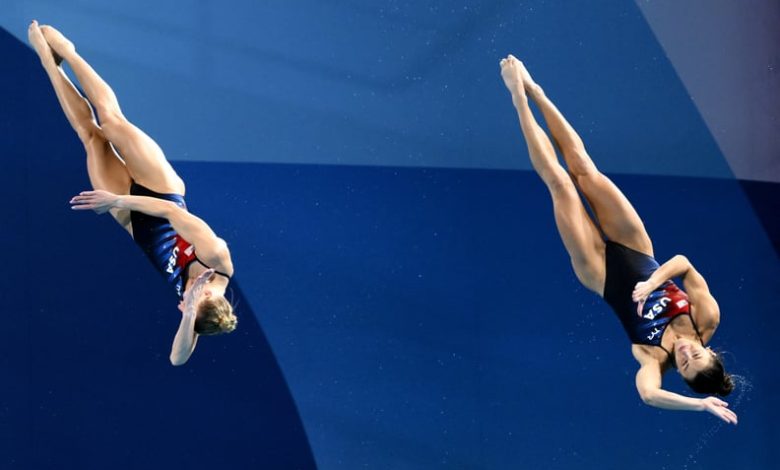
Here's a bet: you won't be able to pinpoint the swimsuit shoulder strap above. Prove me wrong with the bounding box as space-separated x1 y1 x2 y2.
658 344 673 358
688 312 705 345
195 256 232 279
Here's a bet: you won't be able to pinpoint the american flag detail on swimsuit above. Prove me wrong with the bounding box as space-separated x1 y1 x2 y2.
636 282 691 345
148 224 197 300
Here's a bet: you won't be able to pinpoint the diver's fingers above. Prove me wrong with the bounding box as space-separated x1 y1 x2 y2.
636 300 646 317
195 268 216 283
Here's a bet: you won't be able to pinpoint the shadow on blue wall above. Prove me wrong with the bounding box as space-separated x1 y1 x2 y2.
740 181 780 254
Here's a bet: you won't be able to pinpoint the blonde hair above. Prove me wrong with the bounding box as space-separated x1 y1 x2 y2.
194 296 237 335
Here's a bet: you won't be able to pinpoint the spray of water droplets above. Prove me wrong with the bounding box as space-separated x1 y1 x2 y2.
682 375 753 470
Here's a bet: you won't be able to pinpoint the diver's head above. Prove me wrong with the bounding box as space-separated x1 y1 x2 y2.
674 338 733 396
194 294 237 335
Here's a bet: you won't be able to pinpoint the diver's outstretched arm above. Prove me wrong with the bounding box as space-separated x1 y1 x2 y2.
634 353 737 424
169 270 214 366
170 309 199 366
70 190 233 274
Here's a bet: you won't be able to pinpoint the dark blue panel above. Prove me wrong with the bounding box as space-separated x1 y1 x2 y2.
178 162 779 470
0 26 315 470
4 7 779 470
739 180 780 254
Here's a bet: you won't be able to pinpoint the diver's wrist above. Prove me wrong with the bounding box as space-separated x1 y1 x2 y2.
114 195 128 210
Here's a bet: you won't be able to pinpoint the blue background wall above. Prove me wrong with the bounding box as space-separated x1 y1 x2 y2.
2 1 778 469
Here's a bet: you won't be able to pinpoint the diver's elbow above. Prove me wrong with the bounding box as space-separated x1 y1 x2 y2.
169 355 188 366
639 390 657 406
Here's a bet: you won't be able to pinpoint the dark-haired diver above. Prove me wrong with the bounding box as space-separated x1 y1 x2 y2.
28 21 236 365
500 55 736 424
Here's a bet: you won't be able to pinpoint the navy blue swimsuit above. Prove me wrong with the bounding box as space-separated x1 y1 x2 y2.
603 241 700 354
129 182 229 300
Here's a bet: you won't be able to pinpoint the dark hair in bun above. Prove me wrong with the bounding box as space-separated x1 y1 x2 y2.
684 352 734 396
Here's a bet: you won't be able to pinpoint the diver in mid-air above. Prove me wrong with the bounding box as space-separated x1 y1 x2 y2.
29 21 237 366
500 54 735 424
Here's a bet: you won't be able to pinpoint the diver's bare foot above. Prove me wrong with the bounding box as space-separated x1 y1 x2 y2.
27 21 57 68
39 24 75 63
506 55 544 99
500 55 526 102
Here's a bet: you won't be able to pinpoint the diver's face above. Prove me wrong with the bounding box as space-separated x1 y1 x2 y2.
675 338 715 380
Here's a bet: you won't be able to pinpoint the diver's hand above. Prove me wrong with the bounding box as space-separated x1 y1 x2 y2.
182 269 215 314
632 280 656 316
70 190 120 214
700 396 738 425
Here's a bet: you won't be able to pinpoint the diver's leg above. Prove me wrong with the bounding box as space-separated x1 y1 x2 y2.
83 137 134 233
29 21 131 231
501 56 605 293
519 58 653 256
41 24 185 195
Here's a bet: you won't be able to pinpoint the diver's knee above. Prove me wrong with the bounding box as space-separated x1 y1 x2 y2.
545 170 576 197
564 148 598 178
97 110 128 137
